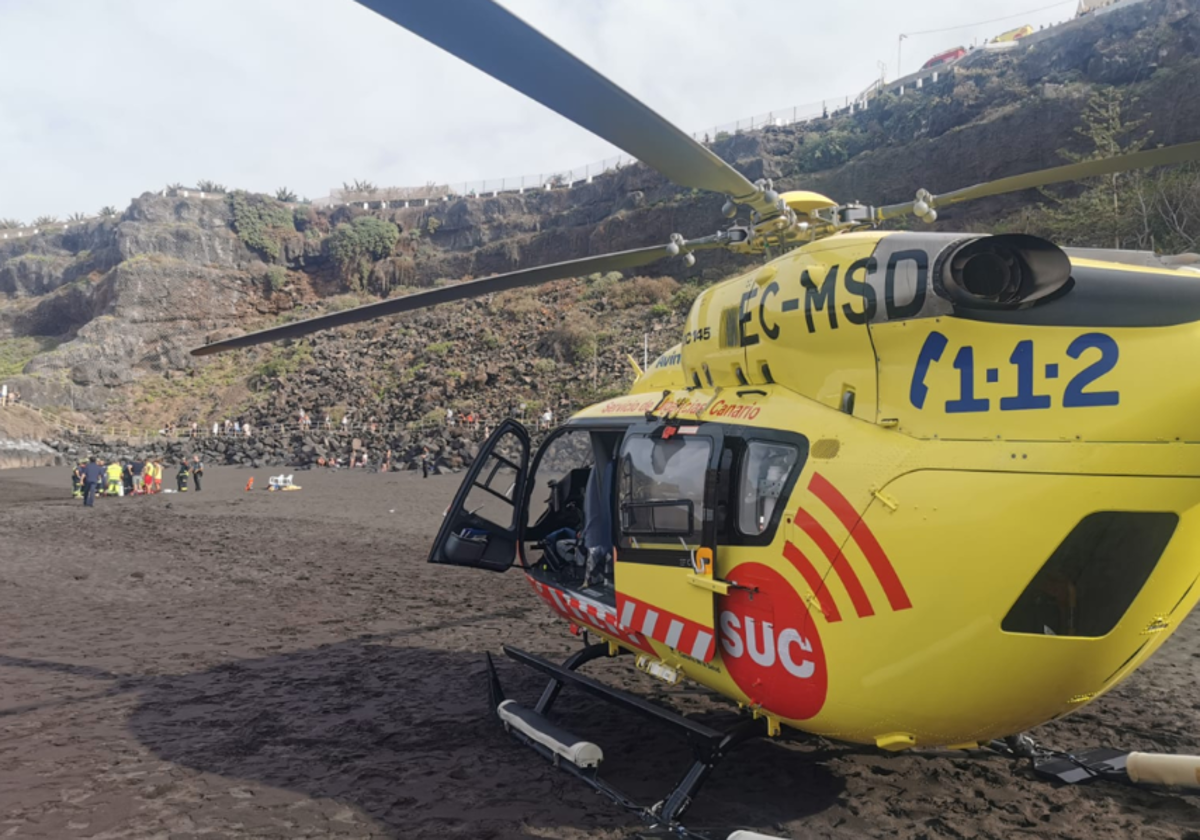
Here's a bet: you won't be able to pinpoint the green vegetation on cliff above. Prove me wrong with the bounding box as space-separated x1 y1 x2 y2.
1001 87 1200 253
228 190 295 260
0 337 60 379
330 216 400 291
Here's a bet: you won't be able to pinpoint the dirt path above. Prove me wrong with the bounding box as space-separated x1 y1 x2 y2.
1 466 1198 839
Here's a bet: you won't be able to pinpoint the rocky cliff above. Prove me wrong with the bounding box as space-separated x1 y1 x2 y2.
2 0 1199 469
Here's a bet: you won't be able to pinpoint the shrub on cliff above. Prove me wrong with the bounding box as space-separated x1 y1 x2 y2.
228 191 295 260
546 318 597 363
330 216 400 291
264 266 288 292
613 276 678 308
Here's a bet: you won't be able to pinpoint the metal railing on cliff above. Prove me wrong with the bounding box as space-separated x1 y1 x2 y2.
1 402 555 442
322 94 875 206
2 6 1106 238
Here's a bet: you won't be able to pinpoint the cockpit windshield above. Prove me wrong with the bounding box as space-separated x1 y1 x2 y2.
617 434 711 544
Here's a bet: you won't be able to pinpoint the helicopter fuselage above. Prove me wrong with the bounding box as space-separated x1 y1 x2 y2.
521 230 1200 749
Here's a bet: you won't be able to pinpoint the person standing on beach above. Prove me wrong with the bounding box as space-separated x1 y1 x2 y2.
81 457 103 507
176 460 190 493
421 447 430 478
71 460 85 498
105 459 123 497
191 454 204 492
130 457 145 495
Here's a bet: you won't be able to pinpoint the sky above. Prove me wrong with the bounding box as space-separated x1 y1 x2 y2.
0 0 1081 222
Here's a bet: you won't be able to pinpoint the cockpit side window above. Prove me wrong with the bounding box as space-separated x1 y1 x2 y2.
737 441 800 536
617 435 712 546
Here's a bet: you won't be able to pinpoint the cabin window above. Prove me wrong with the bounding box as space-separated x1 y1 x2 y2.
1002 511 1178 638
737 441 801 536
618 435 711 543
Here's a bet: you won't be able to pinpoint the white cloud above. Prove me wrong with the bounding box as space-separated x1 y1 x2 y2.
0 0 1079 221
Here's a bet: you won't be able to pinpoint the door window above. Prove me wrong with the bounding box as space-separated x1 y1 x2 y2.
525 429 595 538
737 441 801 536
618 435 712 545
428 420 529 572
462 430 525 530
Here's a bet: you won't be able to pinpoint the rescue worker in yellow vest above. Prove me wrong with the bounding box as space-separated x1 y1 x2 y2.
176 459 190 492
105 460 123 496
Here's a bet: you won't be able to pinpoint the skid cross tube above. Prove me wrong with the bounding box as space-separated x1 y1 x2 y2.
504 645 725 743
653 716 764 826
534 641 613 715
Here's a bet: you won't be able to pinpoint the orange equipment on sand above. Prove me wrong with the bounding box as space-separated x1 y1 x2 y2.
245 476 254 492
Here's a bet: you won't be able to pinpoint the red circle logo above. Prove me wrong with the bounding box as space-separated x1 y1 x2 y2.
718 562 827 720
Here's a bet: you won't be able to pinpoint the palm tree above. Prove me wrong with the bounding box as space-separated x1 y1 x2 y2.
98 206 118 218
275 187 298 203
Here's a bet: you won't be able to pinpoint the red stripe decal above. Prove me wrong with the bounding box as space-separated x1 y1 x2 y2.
782 541 842 622
810 473 912 611
794 507 875 618
616 593 715 661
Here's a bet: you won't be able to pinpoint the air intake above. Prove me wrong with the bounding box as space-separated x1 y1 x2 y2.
936 234 1072 310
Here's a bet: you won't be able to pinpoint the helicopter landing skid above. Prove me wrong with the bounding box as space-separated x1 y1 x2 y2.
487 643 767 835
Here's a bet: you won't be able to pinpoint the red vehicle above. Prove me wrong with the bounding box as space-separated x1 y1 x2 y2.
922 46 967 70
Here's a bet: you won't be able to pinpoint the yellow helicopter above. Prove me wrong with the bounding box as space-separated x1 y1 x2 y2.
195 0 1200 833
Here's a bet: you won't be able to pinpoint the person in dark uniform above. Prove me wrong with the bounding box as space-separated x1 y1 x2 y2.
72 460 85 498
130 457 145 495
122 461 134 496
176 460 190 492
421 446 430 478
81 457 103 507
191 454 204 492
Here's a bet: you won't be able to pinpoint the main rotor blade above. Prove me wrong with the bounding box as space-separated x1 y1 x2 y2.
190 245 673 356
355 0 776 216
876 140 1200 221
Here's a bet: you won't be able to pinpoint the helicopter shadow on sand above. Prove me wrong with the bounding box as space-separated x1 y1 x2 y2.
116 622 843 837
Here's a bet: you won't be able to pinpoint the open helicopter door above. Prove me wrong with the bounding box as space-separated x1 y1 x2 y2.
428 420 530 572
613 422 722 662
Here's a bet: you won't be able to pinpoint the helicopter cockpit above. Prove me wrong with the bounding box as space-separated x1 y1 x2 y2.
518 420 807 608
429 416 809 634
523 426 624 603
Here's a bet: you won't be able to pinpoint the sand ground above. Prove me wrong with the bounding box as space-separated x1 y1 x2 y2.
1 465 1198 839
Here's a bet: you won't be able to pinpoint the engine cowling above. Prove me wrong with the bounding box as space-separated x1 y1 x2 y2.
934 233 1072 310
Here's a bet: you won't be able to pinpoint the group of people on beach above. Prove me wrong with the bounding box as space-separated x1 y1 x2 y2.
314 448 393 471
73 454 204 506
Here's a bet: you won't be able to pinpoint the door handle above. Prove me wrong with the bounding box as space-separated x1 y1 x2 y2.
686 574 731 595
